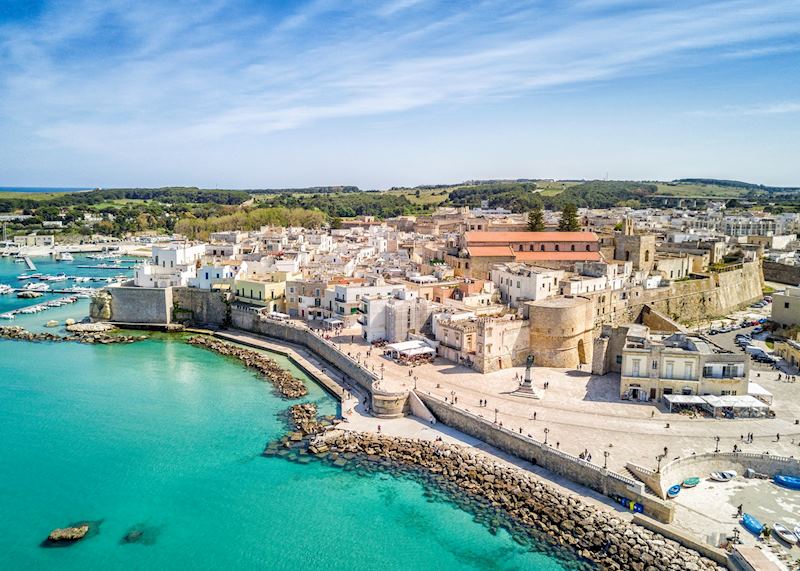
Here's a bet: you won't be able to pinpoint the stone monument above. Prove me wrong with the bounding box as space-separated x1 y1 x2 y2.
510 354 540 399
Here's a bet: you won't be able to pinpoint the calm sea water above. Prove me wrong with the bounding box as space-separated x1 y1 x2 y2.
0 258 575 570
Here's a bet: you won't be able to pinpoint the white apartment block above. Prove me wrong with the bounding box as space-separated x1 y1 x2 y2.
490 263 563 308
134 243 206 288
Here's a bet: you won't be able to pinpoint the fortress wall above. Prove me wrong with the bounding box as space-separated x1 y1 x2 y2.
418 391 674 523
528 297 595 368
763 260 800 286
597 261 763 326
171 287 229 326
103 284 173 324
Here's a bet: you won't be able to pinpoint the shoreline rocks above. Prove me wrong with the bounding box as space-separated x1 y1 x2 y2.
187 336 307 399
0 325 146 345
267 418 722 571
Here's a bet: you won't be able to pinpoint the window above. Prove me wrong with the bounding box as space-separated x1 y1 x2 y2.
632 359 641 376
540 245 545 251
663 388 673 395
555 244 560 252
703 365 713 377
684 363 693 379
615 355 623 365
586 244 590 251
785 302 790 309
571 244 576 252
722 364 737 378
665 361 674 378
652 360 658 370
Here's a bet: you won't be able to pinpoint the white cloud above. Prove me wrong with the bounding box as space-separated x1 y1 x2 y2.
1 0 799 184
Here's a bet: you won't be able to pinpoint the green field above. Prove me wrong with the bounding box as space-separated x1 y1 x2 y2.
653 182 761 199
0 191 71 201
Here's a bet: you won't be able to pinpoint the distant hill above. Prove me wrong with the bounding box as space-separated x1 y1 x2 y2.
673 178 800 193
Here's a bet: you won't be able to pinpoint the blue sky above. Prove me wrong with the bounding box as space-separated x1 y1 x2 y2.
0 0 798 188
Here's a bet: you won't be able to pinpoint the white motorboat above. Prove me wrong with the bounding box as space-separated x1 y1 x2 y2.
56 252 74 262
24 282 50 292
709 470 737 482
0 284 12 295
0 313 14 320
773 523 798 545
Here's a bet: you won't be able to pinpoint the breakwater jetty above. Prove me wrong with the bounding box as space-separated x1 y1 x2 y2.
267 420 723 571
0 325 146 344
187 335 308 399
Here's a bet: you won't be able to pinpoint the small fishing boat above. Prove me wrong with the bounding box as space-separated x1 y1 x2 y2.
741 513 764 535
710 470 737 482
682 477 700 488
774 475 800 490
667 485 681 498
773 523 798 545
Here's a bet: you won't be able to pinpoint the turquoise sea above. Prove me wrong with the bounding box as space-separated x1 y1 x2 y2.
0 257 576 570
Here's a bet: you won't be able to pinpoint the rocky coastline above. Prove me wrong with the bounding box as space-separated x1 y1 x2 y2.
266 416 722 571
187 336 308 399
0 325 146 345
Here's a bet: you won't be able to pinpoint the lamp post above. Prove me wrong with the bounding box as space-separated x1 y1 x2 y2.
543 427 550 445
494 408 499 423
603 450 610 469
656 453 666 473
715 436 720 453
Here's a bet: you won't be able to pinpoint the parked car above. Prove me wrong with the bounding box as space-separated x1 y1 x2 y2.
764 296 773 303
753 325 764 334
708 329 720 335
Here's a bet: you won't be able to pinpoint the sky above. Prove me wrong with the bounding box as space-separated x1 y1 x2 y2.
0 0 798 189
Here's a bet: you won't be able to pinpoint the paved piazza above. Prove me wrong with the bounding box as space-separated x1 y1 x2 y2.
327 326 800 474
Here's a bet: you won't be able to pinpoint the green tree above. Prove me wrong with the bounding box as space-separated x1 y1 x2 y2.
557 203 580 232
330 216 343 229
527 206 545 231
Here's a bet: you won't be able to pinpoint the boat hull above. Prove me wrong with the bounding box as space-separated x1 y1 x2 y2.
774 475 800 490
741 514 764 535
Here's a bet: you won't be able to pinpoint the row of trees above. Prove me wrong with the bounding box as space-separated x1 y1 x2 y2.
527 203 580 232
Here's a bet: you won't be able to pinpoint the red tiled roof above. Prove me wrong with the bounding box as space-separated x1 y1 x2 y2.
465 231 598 243
514 251 602 262
467 246 515 257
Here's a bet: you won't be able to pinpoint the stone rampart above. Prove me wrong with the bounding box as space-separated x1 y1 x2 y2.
763 260 800 286
172 287 230 326
627 452 800 499
417 391 675 523
231 305 409 418
101 283 173 324
604 261 763 326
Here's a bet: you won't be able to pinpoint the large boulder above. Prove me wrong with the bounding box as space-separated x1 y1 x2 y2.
46 524 89 543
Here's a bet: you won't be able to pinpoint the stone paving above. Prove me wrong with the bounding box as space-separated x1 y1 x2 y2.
326 326 800 476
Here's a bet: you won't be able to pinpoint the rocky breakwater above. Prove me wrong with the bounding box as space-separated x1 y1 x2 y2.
276 424 722 571
0 325 146 345
187 336 307 399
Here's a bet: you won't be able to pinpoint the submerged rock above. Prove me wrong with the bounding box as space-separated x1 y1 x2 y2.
120 524 161 545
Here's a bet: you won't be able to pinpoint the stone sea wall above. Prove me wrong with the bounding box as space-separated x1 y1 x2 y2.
629 452 800 499
231 306 409 418
187 335 307 398
276 428 723 571
417 391 676 525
